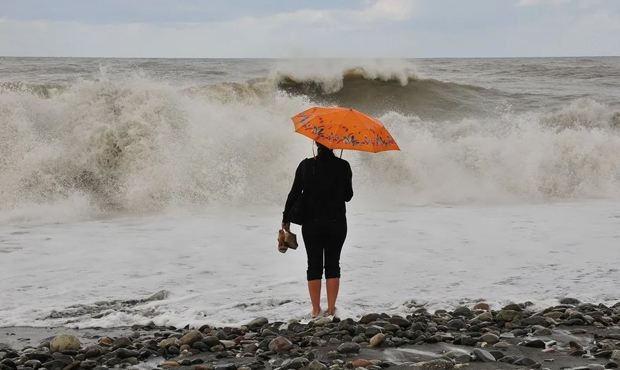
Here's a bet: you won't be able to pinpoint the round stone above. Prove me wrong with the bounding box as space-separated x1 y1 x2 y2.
49 335 81 353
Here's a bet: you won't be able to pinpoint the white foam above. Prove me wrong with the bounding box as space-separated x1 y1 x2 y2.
1 201 619 328
272 59 418 93
2 72 620 223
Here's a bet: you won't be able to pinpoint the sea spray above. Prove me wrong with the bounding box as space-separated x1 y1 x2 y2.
1 61 620 221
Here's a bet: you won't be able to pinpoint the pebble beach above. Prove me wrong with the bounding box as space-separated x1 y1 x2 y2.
3 299 620 370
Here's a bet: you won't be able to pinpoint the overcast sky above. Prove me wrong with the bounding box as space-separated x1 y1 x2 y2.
0 0 619 58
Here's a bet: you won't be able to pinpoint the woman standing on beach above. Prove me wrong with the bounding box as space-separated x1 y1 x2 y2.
282 142 353 318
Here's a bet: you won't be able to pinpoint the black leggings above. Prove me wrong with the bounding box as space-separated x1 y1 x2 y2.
301 219 347 281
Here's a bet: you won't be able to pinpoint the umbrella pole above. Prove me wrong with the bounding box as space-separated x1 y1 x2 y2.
312 141 315 159
340 149 343 158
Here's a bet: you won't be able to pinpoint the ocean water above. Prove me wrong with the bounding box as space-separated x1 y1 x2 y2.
1 57 620 328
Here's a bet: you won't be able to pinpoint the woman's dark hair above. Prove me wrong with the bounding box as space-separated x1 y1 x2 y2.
315 141 333 157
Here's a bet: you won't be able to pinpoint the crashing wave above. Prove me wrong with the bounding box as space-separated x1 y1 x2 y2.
2 69 620 221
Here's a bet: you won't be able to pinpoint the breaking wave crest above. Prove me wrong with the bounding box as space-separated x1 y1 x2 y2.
272 59 503 119
2 67 620 221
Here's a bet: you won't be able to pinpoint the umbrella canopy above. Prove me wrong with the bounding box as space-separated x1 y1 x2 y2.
291 106 400 153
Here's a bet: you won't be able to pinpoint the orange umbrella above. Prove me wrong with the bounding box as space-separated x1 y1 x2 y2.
291 106 400 153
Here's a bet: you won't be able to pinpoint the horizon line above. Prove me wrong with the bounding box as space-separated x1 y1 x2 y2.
1 55 619 59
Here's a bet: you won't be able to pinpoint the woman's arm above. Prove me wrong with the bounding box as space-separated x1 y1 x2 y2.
282 160 305 223
343 161 353 202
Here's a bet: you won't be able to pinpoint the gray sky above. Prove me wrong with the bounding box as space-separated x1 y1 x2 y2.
0 0 619 58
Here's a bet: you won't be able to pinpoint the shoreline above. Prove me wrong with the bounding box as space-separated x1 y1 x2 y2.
2 300 620 369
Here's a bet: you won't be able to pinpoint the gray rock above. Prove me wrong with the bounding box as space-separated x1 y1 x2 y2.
443 350 470 364
412 358 454 369
499 356 522 365
338 318 357 332
268 336 292 353
522 339 546 349
242 343 257 353
388 316 411 327
23 360 42 370
124 357 139 365
560 297 581 305
336 342 360 354
179 330 203 346
111 337 132 349
80 360 97 369
0 344 12 351
191 341 210 351
364 326 383 337
214 364 236 370
473 348 496 362
513 357 537 366
446 318 466 330
42 358 72 369
533 327 553 336
493 340 511 349
521 315 550 326
359 313 381 324
474 311 493 322
203 336 221 347
479 333 499 344
281 357 309 369
327 337 341 345
158 337 179 349
453 306 473 318
52 352 73 363
112 348 138 359
219 340 236 349
502 303 523 311
23 352 52 362
495 309 521 322
611 350 620 362
246 317 268 330
167 345 180 355
83 345 103 358
369 333 385 347
0 358 16 369
138 349 153 360
306 360 328 370
312 316 332 326
49 335 81 353
209 344 224 352
453 334 477 346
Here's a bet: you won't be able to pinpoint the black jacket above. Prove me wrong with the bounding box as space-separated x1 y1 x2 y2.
282 151 353 223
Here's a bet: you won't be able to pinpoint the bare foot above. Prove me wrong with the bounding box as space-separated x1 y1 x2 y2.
311 308 322 318
326 307 337 316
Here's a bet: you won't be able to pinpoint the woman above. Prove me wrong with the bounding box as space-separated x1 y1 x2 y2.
282 142 353 318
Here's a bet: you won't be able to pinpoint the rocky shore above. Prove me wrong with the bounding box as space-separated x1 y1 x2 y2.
3 299 620 370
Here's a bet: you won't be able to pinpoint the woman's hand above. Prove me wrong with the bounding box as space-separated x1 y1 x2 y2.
281 222 290 231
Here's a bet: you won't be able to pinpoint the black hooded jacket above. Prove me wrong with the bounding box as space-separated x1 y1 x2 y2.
282 150 353 223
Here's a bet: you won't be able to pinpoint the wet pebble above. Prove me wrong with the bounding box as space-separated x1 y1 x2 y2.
368 333 385 347
472 348 496 362
479 333 499 344
268 336 292 353
336 342 360 354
